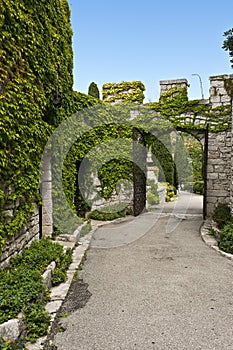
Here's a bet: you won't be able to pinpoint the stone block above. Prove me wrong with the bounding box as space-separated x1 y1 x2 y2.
42 225 53 237
50 282 71 301
210 95 221 103
208 173 219 180
213 165 226 173
42 212 53 226
0 319 24 341
220 95 231 103
211 102 223 108
45 300 63 314
42 261 56 289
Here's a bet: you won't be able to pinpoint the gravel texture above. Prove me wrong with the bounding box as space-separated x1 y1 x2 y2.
48 193 233 350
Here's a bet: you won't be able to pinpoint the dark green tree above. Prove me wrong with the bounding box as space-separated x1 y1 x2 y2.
222 28 233 68
88 82 100 99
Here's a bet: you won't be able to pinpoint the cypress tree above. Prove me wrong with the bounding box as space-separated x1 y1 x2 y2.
88 82 100 99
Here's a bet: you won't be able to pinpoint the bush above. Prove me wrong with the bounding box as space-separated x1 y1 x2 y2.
9 238 64 273
217 222 233 254
212 203 232 229
193 181 204 194
165 184 176 202
88 203 131 221
147 192 159 206
0 238 73 343
0 338 27 349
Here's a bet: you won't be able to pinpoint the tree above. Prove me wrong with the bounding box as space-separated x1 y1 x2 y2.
88 82 100 99
222 28 233 68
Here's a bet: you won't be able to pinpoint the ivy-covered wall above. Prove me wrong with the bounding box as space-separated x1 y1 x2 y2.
0 0 74 253
102 81 145 104
148 86 231 133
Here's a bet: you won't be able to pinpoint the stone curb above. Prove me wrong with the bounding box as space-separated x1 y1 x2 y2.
200 220 233 262
26 229 95 350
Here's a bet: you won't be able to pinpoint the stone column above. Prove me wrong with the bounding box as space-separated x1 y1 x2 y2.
160 79 188 96
209 74 232 108
41 149 53 237
231 97 233 215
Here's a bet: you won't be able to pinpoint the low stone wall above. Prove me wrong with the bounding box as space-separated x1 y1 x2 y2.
91 194 133 213
0 205 40 268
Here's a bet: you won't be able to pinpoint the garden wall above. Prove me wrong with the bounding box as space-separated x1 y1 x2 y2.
0 206 40 268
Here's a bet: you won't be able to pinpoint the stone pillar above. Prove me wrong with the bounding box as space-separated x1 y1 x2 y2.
41 149 53 237
209 74 233 109
160 79 188 95
231 98 233 215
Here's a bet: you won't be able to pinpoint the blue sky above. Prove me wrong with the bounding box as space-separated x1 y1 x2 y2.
68 0 233 102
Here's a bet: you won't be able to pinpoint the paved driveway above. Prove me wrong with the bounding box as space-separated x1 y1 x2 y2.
53 192 233 350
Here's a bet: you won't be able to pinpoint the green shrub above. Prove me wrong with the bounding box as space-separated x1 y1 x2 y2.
212 203 232 229
217 222 233 254
88 203 131 221
0 338 27 349
0 0 74 251
147 192 159 205
51 247 73 286
9 238 67 274
0 266 49 324
0 238 73 343
165 184 176 202
193 181 204 194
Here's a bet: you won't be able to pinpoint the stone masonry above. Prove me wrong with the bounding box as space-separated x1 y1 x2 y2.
206 75 233 216
1 74 233 266
0 205 40 267
159 75 233 217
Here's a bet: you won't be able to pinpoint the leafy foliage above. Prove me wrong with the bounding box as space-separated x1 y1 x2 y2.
183 133 203 182
0 338 27 350
193 181 204 194
217 222 233 254
148 87 231 132
222 28 233 69
212 203 232 229
88 82 100 99
0 238 73 342
174 133 193 184
87 203 131 221
102 81 145 104
0 0 73 251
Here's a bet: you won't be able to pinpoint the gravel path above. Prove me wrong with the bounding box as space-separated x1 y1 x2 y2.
51 193 233 350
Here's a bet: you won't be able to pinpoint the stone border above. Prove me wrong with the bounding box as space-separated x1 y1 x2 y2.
0 262 57 342
25 229 94 350
200 220 233 262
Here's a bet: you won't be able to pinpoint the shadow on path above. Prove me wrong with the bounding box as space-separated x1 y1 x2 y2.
90 192 203 248
52 191 233 350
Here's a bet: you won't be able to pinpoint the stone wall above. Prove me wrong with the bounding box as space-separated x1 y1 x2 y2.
41 149 53 237
159 75 233 218
0 205 40 268
206 75 233 216
206 131 232 216
0 149 54 266
160 78 189 95
2 75 233 265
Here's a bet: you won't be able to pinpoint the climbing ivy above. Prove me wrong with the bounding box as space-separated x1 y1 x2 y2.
148 87 231 132
0 0 73 251
102 81 145 104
